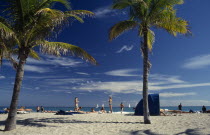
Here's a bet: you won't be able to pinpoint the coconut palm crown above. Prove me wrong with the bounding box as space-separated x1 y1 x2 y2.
0 0 97 131
109 0 190 124
0 0 97 65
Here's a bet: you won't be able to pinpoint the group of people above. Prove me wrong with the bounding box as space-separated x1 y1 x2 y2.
178 103 208 113
36 106 45 112
74 96 125 113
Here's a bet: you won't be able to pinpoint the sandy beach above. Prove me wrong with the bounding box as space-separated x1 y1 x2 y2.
0 113 210 135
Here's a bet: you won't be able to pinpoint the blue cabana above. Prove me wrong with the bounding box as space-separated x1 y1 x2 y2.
134 94 160 116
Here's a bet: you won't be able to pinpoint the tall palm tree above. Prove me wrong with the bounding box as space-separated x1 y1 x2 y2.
0 0 97 131
109 0 190 124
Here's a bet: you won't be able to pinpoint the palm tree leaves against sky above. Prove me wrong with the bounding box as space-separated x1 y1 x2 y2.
109 0 190 124
0 0 97 131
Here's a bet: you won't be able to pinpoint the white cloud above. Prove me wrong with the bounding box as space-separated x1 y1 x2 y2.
24 65 49 73
44 78 87 85
94 6 126 18
159 92 196 97
94 6 112 18
183 54 210 69
75 72 90 76
73 80 140 93
116 45 134 53
105 69 139 77
0 76 5 79
27 56 83 67
35 87 40 90
150 83 210 91
150 74 186 84
72 73 210 93
4 55 84 73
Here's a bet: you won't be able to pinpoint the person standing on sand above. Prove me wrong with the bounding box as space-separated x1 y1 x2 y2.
41 106 44 112
74 97 79 111
120 102 124 114
178 103 182 111
109 96 113 113
36 106 40 112
202 105 206 113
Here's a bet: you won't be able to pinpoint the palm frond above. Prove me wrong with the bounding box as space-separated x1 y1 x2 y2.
112 0 146 9
40 41 97 65
37 0 71 12
112 0 133 9
65 10 94 17
109 20 138 40
65 14 84 23
0 22 16 39
29 49 40 60
147 29 155 51
28 8 66 42
155 15 189 36
0 42 18 69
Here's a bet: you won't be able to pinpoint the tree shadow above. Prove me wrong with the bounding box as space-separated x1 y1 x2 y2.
125 129 160 135
0 117 144 131
0 118 56 130
32 117 144 124
175 128 206 135
125 128 207 135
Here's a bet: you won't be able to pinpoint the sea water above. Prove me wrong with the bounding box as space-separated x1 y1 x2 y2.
0 106 209 112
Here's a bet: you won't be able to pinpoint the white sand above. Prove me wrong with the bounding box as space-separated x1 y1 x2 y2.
0 113 210 135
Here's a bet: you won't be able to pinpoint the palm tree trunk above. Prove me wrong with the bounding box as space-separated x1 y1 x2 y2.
4 51 27 131
142 27 151 124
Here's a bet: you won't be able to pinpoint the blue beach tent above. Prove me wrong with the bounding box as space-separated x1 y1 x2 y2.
134 94 160 116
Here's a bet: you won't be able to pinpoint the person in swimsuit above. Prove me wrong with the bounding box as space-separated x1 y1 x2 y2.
36 106 40 112
74 97 79 111
120 102 124 114
109 96 113 113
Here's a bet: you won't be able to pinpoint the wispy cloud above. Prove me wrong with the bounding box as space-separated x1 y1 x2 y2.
24 65 49 73
94 6 126 18
75 72 90 76
0 76 5 79
159 92 196 97
183 54 210 69
44 78 87 85
4 55 84 73
116 45 134 53
105 69 139 77
27 55 83 67
150 74 186 84
72 74 210 94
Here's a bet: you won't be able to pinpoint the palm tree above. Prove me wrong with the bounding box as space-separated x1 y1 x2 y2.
0 0 97 131
109 0 190 124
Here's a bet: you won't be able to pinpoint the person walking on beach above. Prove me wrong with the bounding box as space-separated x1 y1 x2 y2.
36 106 40 112
202 105 206 113
109 96 113 113
74 97 79 111
178 103 182 111
41 106 44 112
120 102 124 114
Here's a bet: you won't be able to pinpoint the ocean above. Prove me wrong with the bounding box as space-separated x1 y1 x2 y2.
0 106 208 112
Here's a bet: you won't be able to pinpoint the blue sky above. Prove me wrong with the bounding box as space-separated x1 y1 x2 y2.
1 0 210 107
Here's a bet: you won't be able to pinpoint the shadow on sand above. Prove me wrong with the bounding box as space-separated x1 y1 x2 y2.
126 128 205 135
127 130 159 135
25 117 144 124
0 117 144 131
1 118 205 134
0 118 55 131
